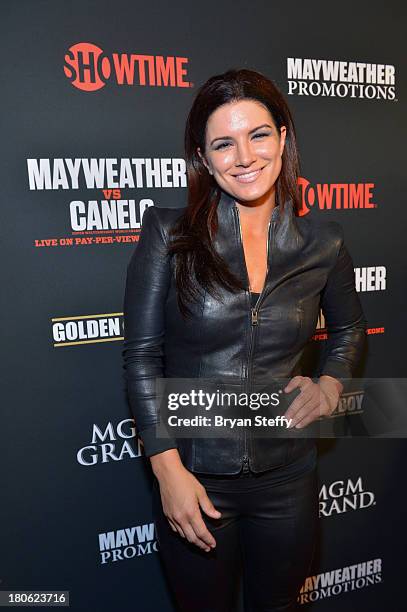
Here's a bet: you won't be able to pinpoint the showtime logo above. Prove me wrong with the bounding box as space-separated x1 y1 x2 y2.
298 177 376 216
64 42 191 91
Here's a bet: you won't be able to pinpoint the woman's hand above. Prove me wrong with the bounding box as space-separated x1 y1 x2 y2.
151 451 222 553
283 375 343 429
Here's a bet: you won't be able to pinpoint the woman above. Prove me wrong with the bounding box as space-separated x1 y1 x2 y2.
123 69 367 611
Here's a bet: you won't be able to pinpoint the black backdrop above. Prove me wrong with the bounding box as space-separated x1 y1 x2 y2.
2 1 406 610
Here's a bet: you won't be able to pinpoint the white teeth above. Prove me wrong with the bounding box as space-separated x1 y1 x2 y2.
234 168 262 183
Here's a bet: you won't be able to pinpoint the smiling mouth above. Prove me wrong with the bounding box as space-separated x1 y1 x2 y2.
233 167 264 183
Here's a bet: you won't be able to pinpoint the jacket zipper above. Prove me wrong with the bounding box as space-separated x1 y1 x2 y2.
234 204 275 472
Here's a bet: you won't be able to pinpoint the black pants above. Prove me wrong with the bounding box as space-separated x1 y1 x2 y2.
152 446 319 612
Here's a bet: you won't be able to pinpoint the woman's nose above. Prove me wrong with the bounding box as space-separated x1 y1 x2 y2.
235 141 257 166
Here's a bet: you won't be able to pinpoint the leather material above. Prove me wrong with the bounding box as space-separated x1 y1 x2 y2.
151 446 318 611
122 189 367 474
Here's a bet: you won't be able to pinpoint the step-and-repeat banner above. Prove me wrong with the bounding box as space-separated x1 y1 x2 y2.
2 1 406 610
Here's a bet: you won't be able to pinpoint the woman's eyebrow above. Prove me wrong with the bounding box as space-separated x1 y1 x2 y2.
210 123 273 146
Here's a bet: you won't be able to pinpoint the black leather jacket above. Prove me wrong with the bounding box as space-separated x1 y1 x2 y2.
122 189 367 474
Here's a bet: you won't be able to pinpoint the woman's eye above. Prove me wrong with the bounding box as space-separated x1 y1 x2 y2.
214 132 270 150
253 132 270 139
215 142 230 151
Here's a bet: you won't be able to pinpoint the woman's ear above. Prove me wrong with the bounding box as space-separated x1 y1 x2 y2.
197 147 212 174
279 126 287 157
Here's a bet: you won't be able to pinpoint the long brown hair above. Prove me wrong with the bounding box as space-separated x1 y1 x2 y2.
167 68 302 319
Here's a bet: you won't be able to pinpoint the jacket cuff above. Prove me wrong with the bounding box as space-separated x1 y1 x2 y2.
318 358 351 387
138 425 179 458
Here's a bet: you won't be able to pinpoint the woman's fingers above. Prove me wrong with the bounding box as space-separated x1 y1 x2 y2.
167 517 179 533
290 392 319 428
292 406 321 430
181 519 212 552
159 469 220 551
190 512 216 549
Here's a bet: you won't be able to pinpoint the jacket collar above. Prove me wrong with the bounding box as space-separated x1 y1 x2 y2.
216 188 287 225
214 188 301 291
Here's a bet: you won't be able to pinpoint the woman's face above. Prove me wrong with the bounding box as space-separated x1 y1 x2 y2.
198 99 286 205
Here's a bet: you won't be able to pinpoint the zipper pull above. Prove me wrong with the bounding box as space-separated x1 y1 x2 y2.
251 308 258 325
242 455 249 472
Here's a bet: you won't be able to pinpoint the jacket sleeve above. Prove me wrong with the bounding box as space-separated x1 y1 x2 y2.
317 225 367 383
122 205 179 458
